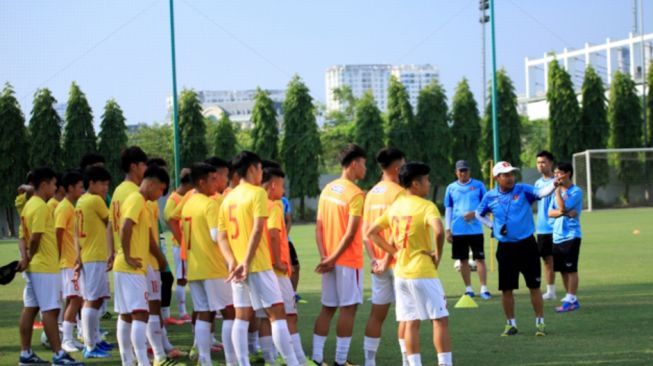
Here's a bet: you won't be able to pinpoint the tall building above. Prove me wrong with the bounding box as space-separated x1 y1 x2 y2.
325 64 439 113
167 89 285 129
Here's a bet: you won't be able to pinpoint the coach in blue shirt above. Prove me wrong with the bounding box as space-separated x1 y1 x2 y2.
548 162 583 313
444 160 490 299
476 161 556 337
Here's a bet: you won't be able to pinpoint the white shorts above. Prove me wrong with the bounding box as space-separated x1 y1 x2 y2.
114 272 148 314
23 272 61 311
371 269 395 305
395 277 449 321
232 270 283 311
60 268 81 299
321 265 363 307
277 275 297 315
146 266 162 302
81 261 110 301
172 245 186 280
190 278 233 312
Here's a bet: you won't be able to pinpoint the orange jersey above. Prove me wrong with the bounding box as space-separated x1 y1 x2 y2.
169 189 196 260
267 199 291 277
317 178 365 269
363 180 405 263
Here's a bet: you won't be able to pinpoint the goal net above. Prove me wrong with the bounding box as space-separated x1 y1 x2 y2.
572 148 653 211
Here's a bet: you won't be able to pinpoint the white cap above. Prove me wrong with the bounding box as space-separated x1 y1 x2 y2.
492 161 519 177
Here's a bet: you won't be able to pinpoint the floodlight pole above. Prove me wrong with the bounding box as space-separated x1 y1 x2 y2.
169 0 181 186
490 0 500 163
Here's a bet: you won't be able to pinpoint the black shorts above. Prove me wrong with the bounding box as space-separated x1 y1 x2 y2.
289 241 300 267
452 234 485 260
553 238 581 273
537 233 553 258
160 271 174 307
496 236 541 291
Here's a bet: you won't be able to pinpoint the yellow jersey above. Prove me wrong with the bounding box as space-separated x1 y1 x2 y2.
163 191 183 246
218 182 272 273
267 200 291 277
182 193 227 280
363 180 405 264
113 192 151 275
109 181 139 252
54 197 76 269
47 197 60 212
76 193 110 263
16 193 27 239
21 196 58 273
374 195 441 279
146 200 160 270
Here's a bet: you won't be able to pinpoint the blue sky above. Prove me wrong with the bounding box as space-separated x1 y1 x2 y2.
1 0 651 126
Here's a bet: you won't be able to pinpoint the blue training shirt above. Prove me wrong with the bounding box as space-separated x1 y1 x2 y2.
444 178 487 235
534 176 555 234
281 196 292 242
549 185 583 243
476 183 543 243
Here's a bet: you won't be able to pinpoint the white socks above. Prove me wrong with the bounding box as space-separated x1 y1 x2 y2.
161 307 170 320
407 353 422 366
248 330 259 355
222 320 237 365
132 320 150 366
162 326 174 352
62 321 75 343
335 336 352 365
196 320 212 366
232 319 251 366
566 293 578 302
364 336 380 366
481 285 489 294
271 319 299 366
291 332 307 364
507 318 517 327
437 352 453 366
81 307 98 350
399 339 409 366
260 335 275 364
146 315 166 361
117 318 134 365
312 334 327 363
547 284 556 294
465 286 473 293
176 285 187 316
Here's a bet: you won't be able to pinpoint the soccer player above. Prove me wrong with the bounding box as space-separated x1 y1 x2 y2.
113 164 170 366
75 166 113 358
367 162 452 366
362 147 406 366
534 151 557 300
548 162 583 313
217 151 300 366
182 162 236 366
18 167 83 365
444 160 490 299
312 144 366 366
48 177 66 211
54 171 85 354
475 161 557 337
260 165 309 365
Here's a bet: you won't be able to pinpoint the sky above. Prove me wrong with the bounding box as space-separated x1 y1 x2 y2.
1 0 651 126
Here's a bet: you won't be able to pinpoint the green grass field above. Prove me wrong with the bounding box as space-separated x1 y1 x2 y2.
1 208 652 365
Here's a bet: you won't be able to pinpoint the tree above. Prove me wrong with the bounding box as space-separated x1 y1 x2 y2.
547 59 581 162
178 89 207 167
62 82 96 168
250 88 279 160
29 88 63 170
386 76 415 159
213 114 238 160
579 65 609 195
608 71 643 203
451 78 482 178
353 91 385 189
481 69 522 177
0 83 30 236
281 75 321 219
98 99 128 188
415 81 451 201
127 123 173 169
520 117 549 167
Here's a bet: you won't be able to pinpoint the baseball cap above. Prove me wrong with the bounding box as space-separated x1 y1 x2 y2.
0 260 19 285
455 160 470 170
492 161 519 177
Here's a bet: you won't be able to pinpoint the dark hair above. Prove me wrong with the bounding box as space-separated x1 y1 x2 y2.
32 167 57 189
147 157 168 168
555 162 574 178
144 164 170 195
376 147 405 169
262 160 281 169
84 165 112 189
204 156 229 170
190 163 217 187
399 162 431 188
262 167 285 184
338 144 366 167
62 170 84 192
54 172 63 190
536 150 555 162
79 153 106 170
232 151 262 179
180 169 192 185
25 171 34 185
120 146 148 173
